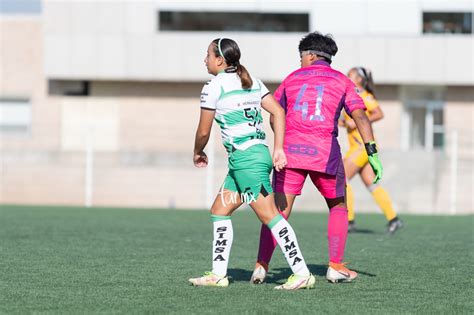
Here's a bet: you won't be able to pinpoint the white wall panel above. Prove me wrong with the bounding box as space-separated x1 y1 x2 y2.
357 37 387 79
445 36 474 84
312 1 367 35
43 1 474 85
126 35 154 79
367 0 420 35
70 1 98 36
96 1 126 35
98 36 126 79
415 37 446 83
42 0 72 35
70 35 98 78
125 1 156 35
385 38 418 83
43 35 71 78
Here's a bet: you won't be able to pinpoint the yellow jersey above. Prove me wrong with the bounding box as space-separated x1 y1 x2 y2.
343 90 379 148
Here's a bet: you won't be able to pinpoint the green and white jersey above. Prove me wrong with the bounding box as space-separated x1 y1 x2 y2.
200 72 270 153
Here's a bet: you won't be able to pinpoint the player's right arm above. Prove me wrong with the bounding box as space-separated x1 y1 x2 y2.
194 80 219 168
193 109 214 168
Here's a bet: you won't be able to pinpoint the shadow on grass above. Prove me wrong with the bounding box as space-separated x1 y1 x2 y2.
228 263 376 284
227 268 253 283
351 269 377 277
349 228 376 234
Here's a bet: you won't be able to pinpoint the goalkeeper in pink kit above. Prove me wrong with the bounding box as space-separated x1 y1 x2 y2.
251 32 383 284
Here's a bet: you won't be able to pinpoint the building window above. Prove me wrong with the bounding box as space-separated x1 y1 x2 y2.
48 80 90 96
401 87 445 151
423 12 472 34
0 98 32 135
158 11 309 32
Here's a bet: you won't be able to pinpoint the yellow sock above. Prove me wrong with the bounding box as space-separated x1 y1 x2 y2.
371 186 397 221
346 184 355 222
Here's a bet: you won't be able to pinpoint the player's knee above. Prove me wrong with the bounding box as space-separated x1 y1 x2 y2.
210 205 232 216
257 205 280 225
210 207 219 215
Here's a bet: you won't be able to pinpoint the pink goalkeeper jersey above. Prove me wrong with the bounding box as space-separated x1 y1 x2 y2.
274 60 366 175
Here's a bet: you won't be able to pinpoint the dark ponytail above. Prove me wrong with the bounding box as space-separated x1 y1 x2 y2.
352 67 376 97
364 69 376 97
212 38 253 89
236 63 252 90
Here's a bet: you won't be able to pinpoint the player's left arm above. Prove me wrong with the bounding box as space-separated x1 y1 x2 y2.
193 109 215 168
352 109 383 183
261 94 287 172
269 110 275 132
346 80 383 183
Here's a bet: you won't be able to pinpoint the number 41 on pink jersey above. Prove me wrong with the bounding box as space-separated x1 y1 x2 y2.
293 84 325 122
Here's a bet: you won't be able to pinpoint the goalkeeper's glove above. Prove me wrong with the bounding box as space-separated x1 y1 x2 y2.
365 141 383 184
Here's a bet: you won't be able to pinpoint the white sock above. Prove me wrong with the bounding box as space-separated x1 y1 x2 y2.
211 215 233 277
268 214 310 277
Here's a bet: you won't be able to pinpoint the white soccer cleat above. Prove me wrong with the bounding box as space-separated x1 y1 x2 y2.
326 262 358 283
250 265 267 284
189 271 229 287
274 274 315 290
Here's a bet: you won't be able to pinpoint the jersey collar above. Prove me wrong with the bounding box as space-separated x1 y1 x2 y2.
311 60 331 67
218 66 238 74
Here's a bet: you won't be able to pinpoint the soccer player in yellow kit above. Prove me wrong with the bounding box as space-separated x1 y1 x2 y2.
340 67 403 234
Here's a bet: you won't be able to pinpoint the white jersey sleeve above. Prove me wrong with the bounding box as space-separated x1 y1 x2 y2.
200 79 221 110
256 79 270 99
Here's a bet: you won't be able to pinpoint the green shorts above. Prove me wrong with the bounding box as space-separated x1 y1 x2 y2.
223 144 273 203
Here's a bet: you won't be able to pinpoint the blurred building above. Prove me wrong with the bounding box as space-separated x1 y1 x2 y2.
1 0 473 213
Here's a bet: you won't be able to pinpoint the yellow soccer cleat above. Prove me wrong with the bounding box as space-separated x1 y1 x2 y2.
189 271 229 287
274 273 315 290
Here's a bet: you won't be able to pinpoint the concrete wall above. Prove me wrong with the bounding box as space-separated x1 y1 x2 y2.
42 0 474 85
1 77 472 213
0 16 62 151
446 87 474 159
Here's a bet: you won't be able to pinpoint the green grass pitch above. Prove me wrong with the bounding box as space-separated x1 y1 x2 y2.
0 205 472 314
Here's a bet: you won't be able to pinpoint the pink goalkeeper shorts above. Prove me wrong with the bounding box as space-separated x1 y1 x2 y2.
273 164 346 199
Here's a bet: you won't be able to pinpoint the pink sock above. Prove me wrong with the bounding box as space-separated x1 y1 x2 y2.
257 211 288 266
327 206 348 263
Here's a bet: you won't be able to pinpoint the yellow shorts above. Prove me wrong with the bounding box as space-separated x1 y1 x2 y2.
344 145 368 168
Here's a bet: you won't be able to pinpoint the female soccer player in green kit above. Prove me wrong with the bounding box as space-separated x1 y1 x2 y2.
189 38 315 290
